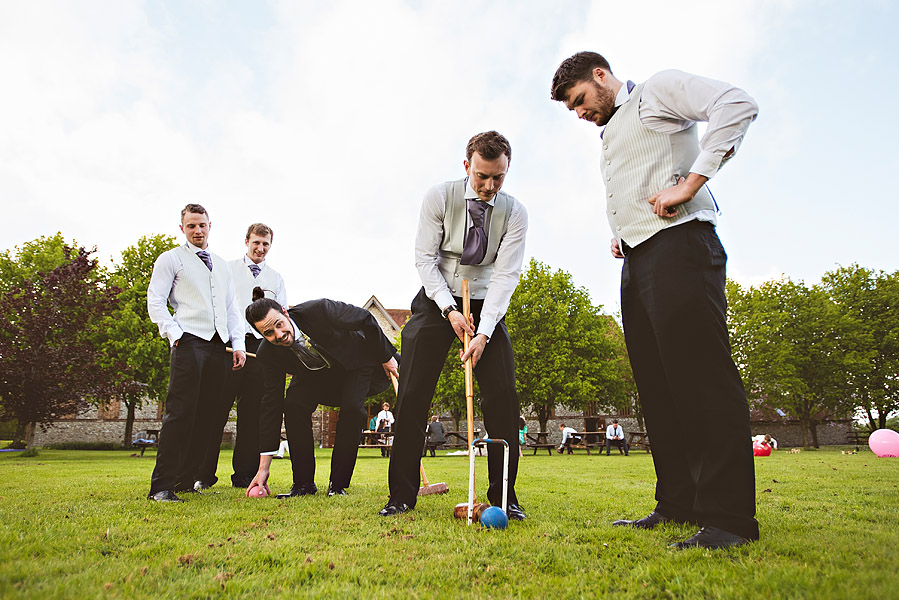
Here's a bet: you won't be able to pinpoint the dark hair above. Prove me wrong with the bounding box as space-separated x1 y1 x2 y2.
559 423 566 428
245 286 283 331
550 51 613 102
466 131 511 162
181 203 208 220
519 416 526 429
612 419 619 424
246 223 274 242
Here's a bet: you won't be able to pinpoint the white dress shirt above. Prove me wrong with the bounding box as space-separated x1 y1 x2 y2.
606 424 625 439
232 255 287 339
414 180 528 339
615 69 758 180
375 410 395 431
147 241 246 352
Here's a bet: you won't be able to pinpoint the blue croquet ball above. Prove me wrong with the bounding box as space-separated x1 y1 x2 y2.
480 506 509 530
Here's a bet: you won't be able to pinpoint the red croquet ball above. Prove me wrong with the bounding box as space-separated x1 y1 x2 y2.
248 485 268 498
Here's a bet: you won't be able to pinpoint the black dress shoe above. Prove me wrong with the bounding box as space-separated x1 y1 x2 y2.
276 482 317 498
612 510 675 529
378 500 412 516
506 504 527 521
672 526 752 550
327 483 347 497
148 490 183 503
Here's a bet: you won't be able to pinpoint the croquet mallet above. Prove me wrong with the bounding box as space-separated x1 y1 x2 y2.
388 373 448 496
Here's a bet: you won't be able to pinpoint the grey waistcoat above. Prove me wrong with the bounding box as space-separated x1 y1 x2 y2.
601 82 716 248
438 179 511 300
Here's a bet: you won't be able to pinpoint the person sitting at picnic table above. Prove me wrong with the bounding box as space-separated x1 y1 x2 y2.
557 424 581 454
376 402 394 457
606 419 629 456
752 434 777 450
423 415 446 457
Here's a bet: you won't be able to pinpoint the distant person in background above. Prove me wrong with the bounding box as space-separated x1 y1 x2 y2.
752 434 777 450
557 424 581 454
376 402 395 457
518 416 527 457
423 415 446 457
606 419 629 456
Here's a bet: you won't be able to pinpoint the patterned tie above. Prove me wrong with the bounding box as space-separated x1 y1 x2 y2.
461 199 489 265
290 333 330 370
196 250 213 271
248 263 261 278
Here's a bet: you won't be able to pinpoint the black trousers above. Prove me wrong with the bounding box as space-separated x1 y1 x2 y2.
605 438 628 455
231 336 264 485
621 221 758 540
388 287 520 508
284 365 373 489
149 333 230 495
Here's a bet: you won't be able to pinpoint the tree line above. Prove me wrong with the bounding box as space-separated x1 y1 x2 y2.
1 233 894 449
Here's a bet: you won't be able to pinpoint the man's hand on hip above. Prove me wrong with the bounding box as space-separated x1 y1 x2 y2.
648 173 708 218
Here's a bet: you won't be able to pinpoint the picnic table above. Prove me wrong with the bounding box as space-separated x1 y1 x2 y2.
132 429 159 457
525 432 555 455
359 430 394 453
627 431 651 453
443 429 481 448
568 431 606 455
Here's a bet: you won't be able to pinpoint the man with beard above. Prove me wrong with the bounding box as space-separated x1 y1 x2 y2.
550 52 759 549
244 290 398 498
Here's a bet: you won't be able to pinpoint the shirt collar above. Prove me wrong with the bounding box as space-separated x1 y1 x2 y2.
185 241 207 253
243 254 265 269
464 177 496 206
614 81 632 107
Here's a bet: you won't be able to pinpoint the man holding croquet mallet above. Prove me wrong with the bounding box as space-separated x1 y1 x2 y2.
378 131 529 521
551 52 759 549
244 288 398 499
146 204 246 503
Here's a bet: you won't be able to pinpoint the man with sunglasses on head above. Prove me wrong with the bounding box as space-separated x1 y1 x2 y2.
244 289 398 499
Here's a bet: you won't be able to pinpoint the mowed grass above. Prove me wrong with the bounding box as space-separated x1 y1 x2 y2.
1 445 898 599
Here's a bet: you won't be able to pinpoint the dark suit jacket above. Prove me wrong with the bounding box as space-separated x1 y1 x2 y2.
256 299 398 451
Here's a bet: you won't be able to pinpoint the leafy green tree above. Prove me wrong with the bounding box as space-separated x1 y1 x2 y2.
727 278 868 447
95 235 178 447
506 259 632 432
0 244 119 448
822 265 899 430
0 233 73 294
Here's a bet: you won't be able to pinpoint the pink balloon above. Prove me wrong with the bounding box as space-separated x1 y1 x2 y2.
868 429 899 457
753 441 772 457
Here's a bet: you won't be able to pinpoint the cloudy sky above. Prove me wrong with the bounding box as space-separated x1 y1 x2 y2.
1 0 896 314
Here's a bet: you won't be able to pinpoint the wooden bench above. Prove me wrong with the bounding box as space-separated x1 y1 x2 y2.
567 431 605 455
525 432 555 456
627 431 651 453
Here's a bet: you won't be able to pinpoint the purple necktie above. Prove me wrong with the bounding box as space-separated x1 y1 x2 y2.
461 199 488 265
248 263 261 278
196 250 213 271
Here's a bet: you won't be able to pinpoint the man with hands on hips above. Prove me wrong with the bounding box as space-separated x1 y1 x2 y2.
551 52 759 549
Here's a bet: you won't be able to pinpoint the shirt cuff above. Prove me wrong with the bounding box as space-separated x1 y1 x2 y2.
476 318 497 341
690 150 723 179
260 451 278 456
230 337 247 353
434 290 456 313
167 326 184 346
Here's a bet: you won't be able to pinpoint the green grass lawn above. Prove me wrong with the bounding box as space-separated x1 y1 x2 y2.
1 446 897 599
